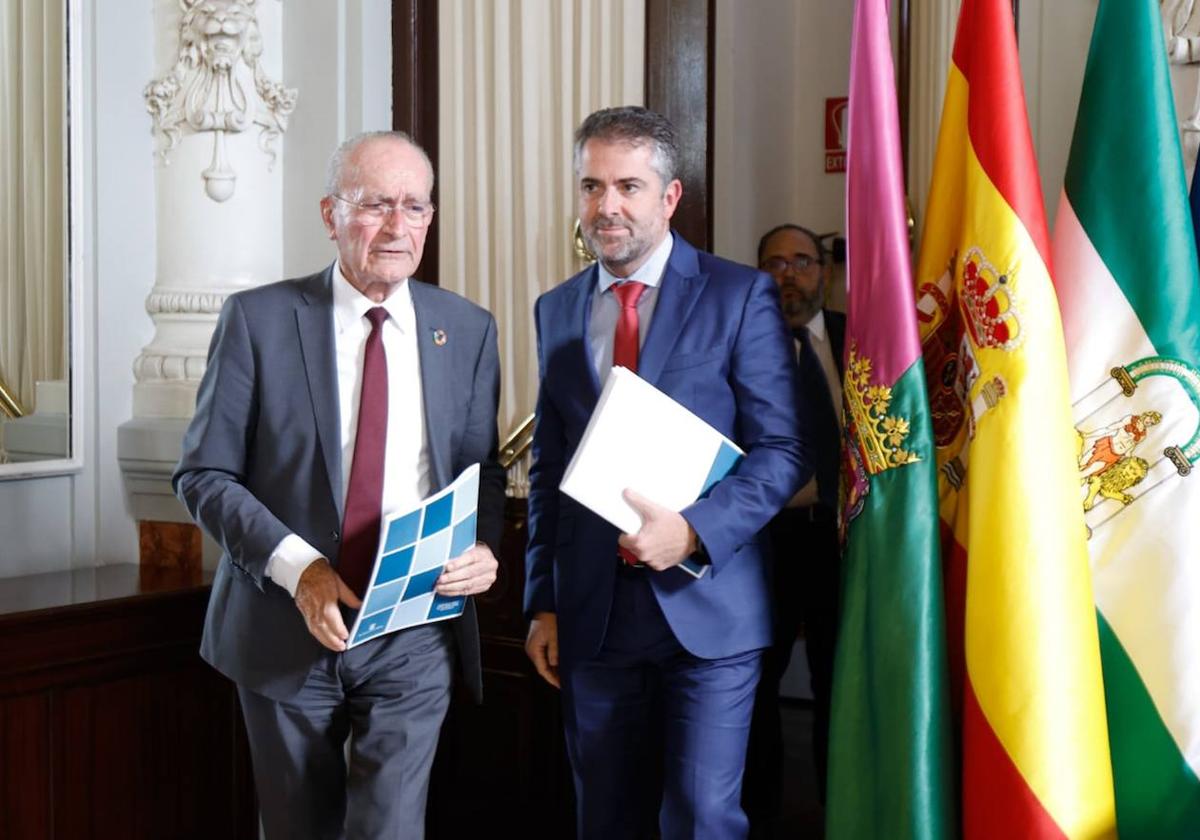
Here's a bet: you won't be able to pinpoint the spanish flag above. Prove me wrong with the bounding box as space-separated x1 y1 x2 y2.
1054 1 1200 835
825 0 952 837
913 0 1116 836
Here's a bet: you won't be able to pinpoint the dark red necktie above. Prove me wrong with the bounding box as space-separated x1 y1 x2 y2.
611 281 646 566
339 306 389 598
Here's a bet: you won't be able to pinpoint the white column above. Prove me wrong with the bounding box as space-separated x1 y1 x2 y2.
121 0 296 544
134 0 295 419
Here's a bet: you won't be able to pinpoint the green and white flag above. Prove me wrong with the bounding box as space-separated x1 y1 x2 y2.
1053 1 1200 836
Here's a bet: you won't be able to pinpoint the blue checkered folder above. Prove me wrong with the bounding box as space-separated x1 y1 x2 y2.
347 463 480 648
559 366 745 579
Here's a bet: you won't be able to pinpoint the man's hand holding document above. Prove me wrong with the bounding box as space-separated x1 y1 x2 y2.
558 366 744 578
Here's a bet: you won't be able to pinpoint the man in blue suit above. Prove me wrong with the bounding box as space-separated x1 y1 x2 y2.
524 107 809 839
175 131 504 839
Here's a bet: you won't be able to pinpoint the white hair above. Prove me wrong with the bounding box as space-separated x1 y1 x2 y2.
324 130 435 202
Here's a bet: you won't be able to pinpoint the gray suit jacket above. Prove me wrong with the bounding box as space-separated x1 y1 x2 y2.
174 265 504 703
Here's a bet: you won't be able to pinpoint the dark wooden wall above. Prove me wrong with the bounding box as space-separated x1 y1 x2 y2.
392 0 441 288
427 498 576 838
645 0 714 252
0 569 256 839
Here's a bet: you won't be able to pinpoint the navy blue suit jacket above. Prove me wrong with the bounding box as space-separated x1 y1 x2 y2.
524 234 810 664
174 266 504 703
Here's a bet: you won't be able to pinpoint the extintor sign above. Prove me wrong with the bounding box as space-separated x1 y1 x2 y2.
825 97 848 173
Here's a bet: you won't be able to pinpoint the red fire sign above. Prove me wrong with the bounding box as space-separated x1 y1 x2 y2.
825 96 848 173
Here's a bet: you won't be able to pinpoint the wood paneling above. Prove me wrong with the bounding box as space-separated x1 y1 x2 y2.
393 0 441 287
0 694 52 838
427 497 575 839
645 0 714 251
0 568 255 840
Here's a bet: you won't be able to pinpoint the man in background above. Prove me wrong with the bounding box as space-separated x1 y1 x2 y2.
743 223 845 836
175 131 504 839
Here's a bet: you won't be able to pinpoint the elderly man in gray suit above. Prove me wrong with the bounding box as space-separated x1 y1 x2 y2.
174 131 504 840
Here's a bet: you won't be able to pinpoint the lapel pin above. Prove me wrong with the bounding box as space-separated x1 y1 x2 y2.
432 328 448 347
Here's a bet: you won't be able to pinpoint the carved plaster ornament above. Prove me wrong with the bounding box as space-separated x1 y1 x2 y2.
144 0 297 202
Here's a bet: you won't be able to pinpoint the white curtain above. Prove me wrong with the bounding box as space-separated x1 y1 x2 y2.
438 0 645 493
0 0 66 413
908 0 960 246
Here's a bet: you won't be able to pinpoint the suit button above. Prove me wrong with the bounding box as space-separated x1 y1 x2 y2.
331 531 340 542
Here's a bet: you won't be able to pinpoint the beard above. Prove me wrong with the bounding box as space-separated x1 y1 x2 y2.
780 284 822 327
582 217 658 273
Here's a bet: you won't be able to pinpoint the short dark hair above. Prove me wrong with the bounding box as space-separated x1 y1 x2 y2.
573 106 681 187
757 223 826 266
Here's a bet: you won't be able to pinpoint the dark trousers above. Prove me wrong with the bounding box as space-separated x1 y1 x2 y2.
238 622 454 840
561 567 764 840
742 507 841 835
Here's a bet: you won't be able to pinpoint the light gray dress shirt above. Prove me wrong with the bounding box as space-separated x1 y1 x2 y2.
587 233 675 384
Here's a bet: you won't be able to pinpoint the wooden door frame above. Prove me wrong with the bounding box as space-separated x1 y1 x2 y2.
392 0 440 285
644 0 714 252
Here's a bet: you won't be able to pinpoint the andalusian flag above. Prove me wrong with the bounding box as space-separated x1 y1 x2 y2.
913 0 1116 836
1053 1 1200 835
825 0 952 837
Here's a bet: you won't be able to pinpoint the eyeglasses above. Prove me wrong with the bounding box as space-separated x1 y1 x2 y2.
332 194 436 227
761 255 820 274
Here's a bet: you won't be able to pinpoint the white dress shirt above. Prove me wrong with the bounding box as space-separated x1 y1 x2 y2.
266 264 432 596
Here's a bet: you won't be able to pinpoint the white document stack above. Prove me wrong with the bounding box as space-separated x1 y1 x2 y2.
559 366 744 578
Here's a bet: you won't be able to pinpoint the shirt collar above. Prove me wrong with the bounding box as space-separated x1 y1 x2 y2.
332 261 415 334
596 232 675 294
805 309 827 342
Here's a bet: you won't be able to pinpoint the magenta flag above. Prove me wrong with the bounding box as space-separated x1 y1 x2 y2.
826 1 952 837
844 0 922 381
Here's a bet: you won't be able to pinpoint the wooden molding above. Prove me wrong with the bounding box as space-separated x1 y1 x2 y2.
393 0 441 287
645 0 714 251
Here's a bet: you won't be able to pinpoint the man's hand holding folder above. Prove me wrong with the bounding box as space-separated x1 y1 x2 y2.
617 489 700 571
558 367 741 579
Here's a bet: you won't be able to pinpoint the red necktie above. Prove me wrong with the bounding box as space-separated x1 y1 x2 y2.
611 281 646 566
612 281 646 372
339 306 389 598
